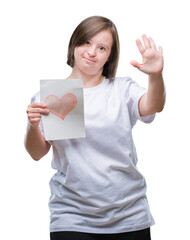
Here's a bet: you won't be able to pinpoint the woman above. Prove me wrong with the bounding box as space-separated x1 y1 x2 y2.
25 16 165 240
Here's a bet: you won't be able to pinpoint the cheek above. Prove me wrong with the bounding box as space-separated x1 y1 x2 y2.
73 48 81 65
102 49 111 62
74 46 84 56
74 48 78 59
101 53 110 65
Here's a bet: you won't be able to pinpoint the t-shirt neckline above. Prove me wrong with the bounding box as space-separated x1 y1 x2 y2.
83 77 106 94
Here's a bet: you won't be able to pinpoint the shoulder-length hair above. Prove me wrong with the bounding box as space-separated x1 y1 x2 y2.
67 16 120 79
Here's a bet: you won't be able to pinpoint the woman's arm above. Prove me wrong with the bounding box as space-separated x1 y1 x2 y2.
131 35 166 116
24 102 50 161
139 73 165 116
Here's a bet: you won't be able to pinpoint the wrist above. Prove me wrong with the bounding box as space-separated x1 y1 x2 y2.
148 72 163 81
27 121 40 132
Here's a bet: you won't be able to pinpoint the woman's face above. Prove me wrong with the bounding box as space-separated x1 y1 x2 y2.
73 30 113 76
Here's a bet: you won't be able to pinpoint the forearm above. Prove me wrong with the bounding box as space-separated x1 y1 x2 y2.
147 73 165 112
24 123 50 161
139 73 165 116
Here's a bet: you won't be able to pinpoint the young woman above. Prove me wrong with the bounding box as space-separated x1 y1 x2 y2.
25 16 165 240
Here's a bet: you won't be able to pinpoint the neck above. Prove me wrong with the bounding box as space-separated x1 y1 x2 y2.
67 68 104 88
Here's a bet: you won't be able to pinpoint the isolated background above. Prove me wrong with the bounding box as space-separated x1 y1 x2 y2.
0 0 189 239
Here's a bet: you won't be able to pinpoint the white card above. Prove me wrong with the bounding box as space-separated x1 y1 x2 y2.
40 79 86 140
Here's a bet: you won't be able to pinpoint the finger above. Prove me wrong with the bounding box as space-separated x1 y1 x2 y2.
28 113 41 119
130 60 143 69
148 37 157 50
29 118 41 124
29 102 47 108
136 39 145 55
158 46 163 54
142 34 151 49
130 60 139 68
27 107 49 114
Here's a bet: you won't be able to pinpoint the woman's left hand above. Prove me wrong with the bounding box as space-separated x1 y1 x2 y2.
130 35 163 76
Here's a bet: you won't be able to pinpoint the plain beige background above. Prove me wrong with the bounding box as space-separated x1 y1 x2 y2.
0 0 189 239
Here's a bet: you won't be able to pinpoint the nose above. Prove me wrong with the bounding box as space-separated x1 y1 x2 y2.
87 46 96 57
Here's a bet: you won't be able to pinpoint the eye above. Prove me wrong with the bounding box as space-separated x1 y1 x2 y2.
85 40 90 45
98 46 105 51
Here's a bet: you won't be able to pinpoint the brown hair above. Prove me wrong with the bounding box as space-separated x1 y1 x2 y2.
67 16 120 79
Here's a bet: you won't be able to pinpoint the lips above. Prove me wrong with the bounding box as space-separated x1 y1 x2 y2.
83 57 96 63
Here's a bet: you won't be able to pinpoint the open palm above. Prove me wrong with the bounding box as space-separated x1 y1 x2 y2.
131 35 163 75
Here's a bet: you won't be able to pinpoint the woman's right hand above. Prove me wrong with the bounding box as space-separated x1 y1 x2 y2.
26 102 49 128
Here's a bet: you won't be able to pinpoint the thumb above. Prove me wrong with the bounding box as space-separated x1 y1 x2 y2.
130 60 141 69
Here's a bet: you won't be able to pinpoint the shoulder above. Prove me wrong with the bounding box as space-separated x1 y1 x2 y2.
104 76 137 94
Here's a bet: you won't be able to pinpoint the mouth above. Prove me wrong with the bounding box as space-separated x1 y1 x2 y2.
83 57 96 63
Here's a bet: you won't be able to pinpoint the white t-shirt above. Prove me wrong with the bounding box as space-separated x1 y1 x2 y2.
31 77 155 233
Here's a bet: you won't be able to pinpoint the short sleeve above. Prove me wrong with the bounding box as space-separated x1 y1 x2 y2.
121 77 155 127
30 92 45 137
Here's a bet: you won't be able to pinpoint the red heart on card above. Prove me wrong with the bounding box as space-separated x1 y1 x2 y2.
45 93 77 120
